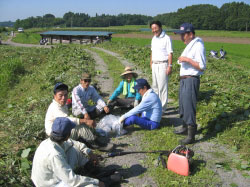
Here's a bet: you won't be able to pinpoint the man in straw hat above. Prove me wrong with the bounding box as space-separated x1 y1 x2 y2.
72 73 110 120
107 66 141 109
150 20 173 113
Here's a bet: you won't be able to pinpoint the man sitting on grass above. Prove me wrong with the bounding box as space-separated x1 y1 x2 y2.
32 117 104 187
119 79 162 130
72 73 110 120
45 82 113 151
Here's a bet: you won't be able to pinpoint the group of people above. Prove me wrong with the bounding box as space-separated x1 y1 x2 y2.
31 21 206 187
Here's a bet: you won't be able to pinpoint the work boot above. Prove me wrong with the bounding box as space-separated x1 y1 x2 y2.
179 125 197 145
174 123 187 135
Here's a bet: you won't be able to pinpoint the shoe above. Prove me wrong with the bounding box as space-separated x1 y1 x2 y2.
179 125 197 145
110 171 122 182
174 123 187 135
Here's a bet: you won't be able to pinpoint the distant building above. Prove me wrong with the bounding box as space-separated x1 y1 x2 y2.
40 31 113 44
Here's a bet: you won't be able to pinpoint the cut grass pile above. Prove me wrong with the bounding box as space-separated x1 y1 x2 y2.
0 45 96 186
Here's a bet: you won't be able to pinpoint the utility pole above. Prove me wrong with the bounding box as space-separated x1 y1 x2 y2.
71 17 73 28
246 22 248 32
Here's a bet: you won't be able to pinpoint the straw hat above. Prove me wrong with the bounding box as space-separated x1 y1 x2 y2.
120 67 138 78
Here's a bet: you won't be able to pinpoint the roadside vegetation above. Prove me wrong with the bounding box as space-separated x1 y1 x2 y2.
97 38 250 185
0 44 96 186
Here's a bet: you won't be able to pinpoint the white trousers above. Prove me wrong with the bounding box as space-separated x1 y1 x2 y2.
152 63 169 111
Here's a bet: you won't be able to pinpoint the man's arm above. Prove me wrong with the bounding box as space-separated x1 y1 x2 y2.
150 53 153 69
166 53 173 75
178 56 203 71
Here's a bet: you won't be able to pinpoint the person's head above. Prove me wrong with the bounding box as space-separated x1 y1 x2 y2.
120 67 138 82
50 117 76 143
150 21 162 37
134 79 151 96
53 82 68 106
80 73 91 89
174 23 195 45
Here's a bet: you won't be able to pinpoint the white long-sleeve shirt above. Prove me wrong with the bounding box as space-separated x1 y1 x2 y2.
45 99 80 136
72 85 106 116
178 37 206 76
31 138 98 187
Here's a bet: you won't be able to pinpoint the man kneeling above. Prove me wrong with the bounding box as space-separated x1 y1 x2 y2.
31 117 104 187
119 79 162 130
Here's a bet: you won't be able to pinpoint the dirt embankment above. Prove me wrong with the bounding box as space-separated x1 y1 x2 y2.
113 33 250 44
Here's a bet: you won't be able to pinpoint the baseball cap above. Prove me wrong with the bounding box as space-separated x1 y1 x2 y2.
174 23 195 34
134 79 150 90
81 73 91 80
54 82 68 93
51 117 76 137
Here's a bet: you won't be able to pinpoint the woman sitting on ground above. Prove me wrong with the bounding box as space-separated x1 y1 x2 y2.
107 66 141 109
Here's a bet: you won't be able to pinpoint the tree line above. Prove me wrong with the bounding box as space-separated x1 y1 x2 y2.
14 13 153 29
155 2 250 31
13 2 250 31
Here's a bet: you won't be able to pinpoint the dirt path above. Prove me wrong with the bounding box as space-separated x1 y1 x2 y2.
87 48 157 186
113 33 250 44
1 37 51 48
88 48 250 187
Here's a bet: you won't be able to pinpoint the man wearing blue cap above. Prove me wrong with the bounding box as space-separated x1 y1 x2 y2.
32 117 104 187
119 79 162 130
174 23 206 144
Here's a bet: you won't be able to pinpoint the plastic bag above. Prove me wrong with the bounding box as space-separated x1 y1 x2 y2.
96 114 123 137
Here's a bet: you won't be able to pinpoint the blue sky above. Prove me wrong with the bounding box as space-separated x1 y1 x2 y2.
0 0 249 22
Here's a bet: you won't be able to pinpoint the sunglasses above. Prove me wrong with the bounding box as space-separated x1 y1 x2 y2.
83 79 91 82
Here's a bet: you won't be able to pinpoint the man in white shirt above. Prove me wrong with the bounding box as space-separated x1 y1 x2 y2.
150 21 173 113
32 117 104 187
174 23 206 144
72 73 109 120
45 82 113 151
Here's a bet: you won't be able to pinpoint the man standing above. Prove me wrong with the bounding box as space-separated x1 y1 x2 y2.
150 21 173 113
32 117 103 187
119 79 162 130
174 23 206 144
72 73 109 120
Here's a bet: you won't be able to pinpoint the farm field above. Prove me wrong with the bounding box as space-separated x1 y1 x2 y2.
0 29 249 186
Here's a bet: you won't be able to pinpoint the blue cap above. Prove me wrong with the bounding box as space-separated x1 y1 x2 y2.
174 23 195 34
54 82 68 94
134 79 149 90
51 117 76 137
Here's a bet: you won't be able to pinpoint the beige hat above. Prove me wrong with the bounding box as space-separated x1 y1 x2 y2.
81 73 91 80
120 67 138 78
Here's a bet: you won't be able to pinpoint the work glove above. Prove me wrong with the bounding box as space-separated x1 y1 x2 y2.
134 100 139 107
119 115 125 124
107 99 112 105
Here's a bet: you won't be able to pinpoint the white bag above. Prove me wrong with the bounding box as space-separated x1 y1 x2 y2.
96 114 123 136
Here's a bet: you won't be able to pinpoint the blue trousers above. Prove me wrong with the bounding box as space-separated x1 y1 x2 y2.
124 115 160 130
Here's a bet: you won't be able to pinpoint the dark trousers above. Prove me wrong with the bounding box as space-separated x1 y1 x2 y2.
179 77 200 126
108 97 135 109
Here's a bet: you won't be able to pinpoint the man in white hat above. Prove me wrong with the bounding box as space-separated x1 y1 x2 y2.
107 66 141 109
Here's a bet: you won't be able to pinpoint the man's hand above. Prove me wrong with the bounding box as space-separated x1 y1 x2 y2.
84 113 91 120
99 181 105 187
85 119 96 128
88 152 99 166
178 56 189 63
119 115 125 124
103 106 109 113
166 66 172 75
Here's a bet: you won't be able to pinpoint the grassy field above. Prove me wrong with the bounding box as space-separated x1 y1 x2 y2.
0 44 97 186
1 28 249 186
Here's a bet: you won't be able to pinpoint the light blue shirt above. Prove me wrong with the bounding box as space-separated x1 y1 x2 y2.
123 89 162 123
110 80 141 101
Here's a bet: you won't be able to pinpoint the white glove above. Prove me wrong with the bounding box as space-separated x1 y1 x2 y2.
134 100 139 107
119 115 125 124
